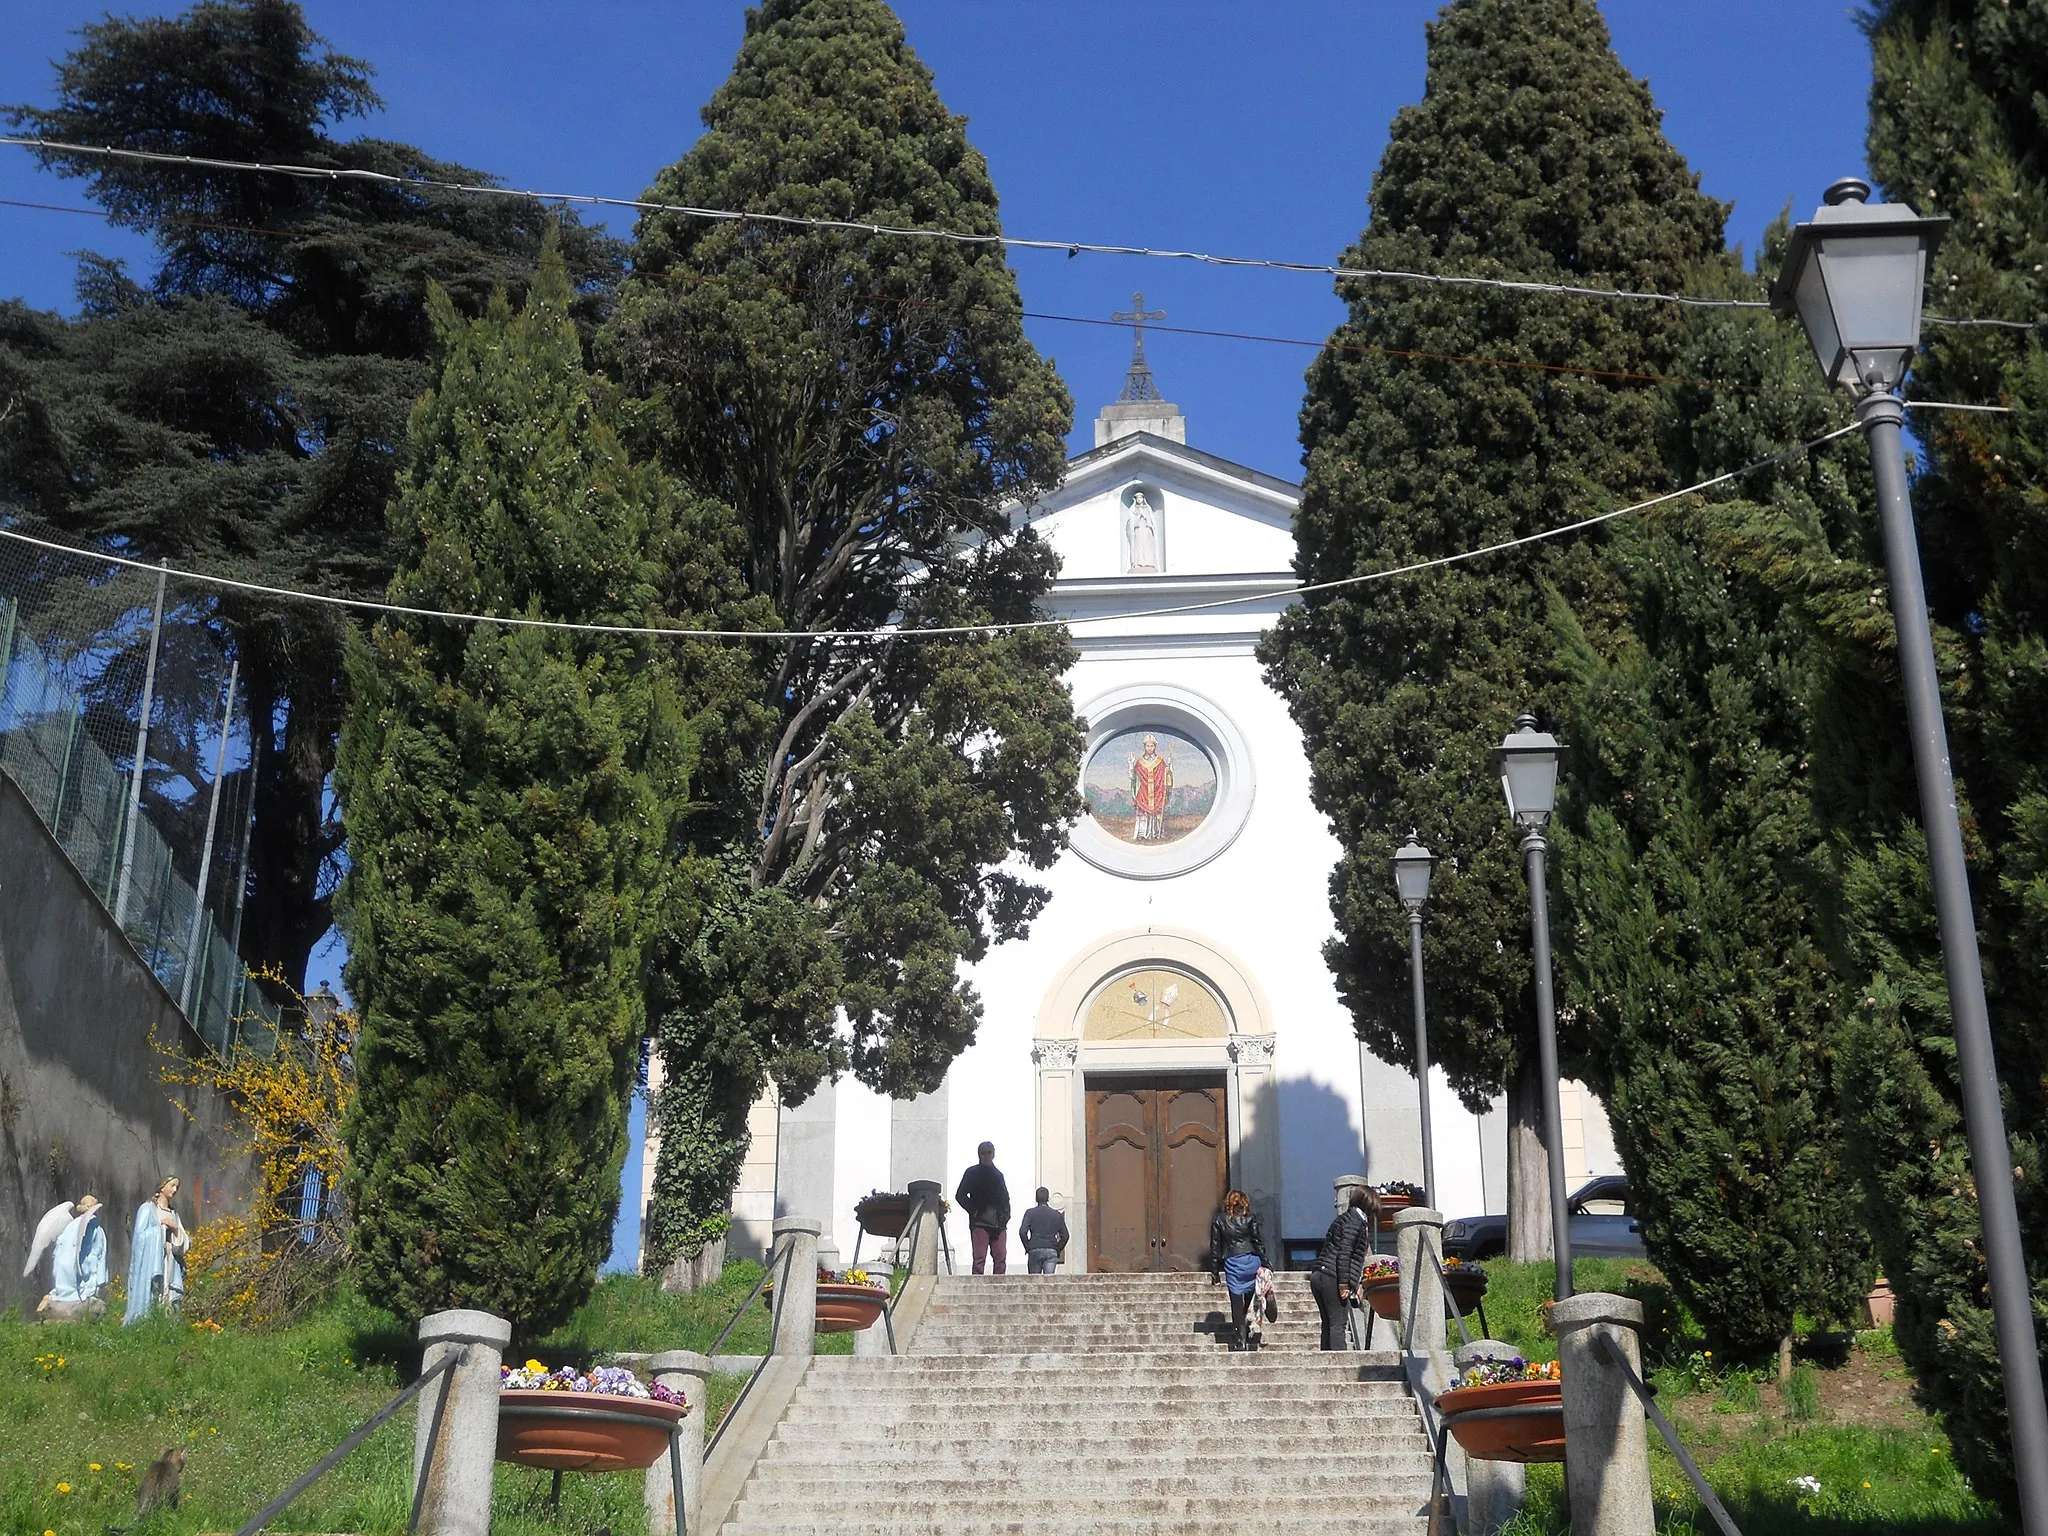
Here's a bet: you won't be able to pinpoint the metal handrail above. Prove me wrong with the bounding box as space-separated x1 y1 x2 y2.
877 1192 931 1354
704 1241 796 1461
1595 1332 1744 1536
234 1346 465 1536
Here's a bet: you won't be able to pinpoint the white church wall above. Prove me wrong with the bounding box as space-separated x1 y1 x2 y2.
831 1075 893 1269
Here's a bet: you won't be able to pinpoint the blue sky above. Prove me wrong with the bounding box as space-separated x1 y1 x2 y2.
0 0 1878 1266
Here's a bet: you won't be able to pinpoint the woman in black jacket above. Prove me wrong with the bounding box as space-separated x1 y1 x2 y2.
1209 1188 1266 1352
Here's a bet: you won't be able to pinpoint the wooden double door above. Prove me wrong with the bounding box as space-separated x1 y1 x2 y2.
1085 1078 1228 1272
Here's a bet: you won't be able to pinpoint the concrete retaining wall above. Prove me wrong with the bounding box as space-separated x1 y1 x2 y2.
0 769 253 1312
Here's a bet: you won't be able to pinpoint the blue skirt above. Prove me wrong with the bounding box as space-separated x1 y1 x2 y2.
1222 1252 1262 1295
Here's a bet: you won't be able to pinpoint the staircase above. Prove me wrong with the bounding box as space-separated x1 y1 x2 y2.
718 1271 1437 1534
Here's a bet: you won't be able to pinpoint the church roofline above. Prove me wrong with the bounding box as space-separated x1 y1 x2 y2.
1065 430 1301 503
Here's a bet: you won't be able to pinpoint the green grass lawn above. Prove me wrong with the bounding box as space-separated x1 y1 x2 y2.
1469 1260 2002 1534
2 1269 850 1536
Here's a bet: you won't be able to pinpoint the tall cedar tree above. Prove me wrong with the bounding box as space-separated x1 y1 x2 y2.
336 250 687 1334
0 0 621 989
1808 1 2048 1509
1551 232 1872 1365
1260 0 1723 1257
603 0 1082 1269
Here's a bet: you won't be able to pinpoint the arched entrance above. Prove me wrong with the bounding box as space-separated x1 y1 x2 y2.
1031 927 1280 1272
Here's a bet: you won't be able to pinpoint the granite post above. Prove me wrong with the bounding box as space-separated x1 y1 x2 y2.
412 1308 511 1536
770 1216 821 1359
1392 1207 1445 1356
905 1178 943 1276
1554 1292 1654 1536
643 1349 711 1536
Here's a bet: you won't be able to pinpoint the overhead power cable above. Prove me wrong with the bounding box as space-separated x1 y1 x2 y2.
0 134 1973 323
0 193 1750 391
5 139 2042 329
5 408 1998 646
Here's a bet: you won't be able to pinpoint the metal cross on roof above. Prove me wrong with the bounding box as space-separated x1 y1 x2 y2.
1112 291 1167 403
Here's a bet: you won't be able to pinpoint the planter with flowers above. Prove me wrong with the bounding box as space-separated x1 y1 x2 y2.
1359 1256 1405 1321
763 1267 891 1333
1441 1257 1490 1325
1374 1179 1428 1214
853 1190 916 1239
496 1362 690 1471
1436 1356 1565 1463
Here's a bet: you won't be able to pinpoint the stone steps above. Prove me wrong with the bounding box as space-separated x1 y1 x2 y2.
717 1271 1434 1534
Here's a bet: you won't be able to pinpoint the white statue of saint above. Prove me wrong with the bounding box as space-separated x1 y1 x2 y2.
1126 490 1160 574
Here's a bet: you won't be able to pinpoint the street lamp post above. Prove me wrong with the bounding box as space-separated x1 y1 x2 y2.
1776 176 2048 1535
1495 715 1574 1303
1393 834 1438 1204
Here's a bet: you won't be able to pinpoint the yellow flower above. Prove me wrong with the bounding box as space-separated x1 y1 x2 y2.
89 1462 102 1472
55 1483 71 1495
116 1463 132 1472
1863 1482 1872 1489
525 1358 547 1372
1932 1447 1943 1455
209 1426 218 1435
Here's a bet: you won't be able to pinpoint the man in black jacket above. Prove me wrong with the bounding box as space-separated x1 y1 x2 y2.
956 1142 1012 1274
1310 1186 1375 1350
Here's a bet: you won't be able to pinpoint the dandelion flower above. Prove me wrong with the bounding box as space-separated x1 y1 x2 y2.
89 1462 102 1472
1863 1482 1872 1489
115 1463 132 1472
55 1483 71 1495
209 1426 218 1435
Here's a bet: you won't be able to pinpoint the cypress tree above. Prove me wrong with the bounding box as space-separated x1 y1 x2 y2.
1813 2 2048 1508
602 0 1082 1269
1261 0 1722 1255
1551 237 1871 1365
336 247 688 1333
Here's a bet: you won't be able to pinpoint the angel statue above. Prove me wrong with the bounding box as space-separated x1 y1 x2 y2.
25 1195 109 1319
123 1175 189 1325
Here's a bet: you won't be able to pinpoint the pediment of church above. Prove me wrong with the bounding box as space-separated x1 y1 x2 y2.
1015 432 1300 584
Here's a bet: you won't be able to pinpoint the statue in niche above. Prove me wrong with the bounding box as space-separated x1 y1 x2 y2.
25 1194 109 1320
1126 489 1160 574
123 1175 189 1324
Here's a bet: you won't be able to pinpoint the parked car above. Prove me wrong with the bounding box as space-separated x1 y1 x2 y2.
1440 1175 1646 1261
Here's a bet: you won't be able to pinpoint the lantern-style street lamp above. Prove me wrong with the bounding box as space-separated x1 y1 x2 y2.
1392 833 1438 1205
1776 177 2048 1536
1494 715 1574 1302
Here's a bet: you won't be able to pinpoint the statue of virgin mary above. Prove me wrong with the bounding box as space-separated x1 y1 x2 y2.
123 1175 189 1324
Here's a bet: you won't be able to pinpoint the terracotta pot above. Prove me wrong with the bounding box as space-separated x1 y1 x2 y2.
1444 1269 1489 1316
494 1390 687 1472
855 1196 915 1239
1864 1277 1896 1328
1361 1276 1405 1320
1436 1378 1567 1464
815 1281 890 1333
1375 1193 1418 1214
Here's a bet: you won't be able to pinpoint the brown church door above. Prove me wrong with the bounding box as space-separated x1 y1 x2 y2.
1085 1079 1228 1272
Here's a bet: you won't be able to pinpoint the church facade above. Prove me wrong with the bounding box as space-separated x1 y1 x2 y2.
643 328 1620 1273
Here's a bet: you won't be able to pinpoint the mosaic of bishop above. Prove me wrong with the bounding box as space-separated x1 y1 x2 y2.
1130 734 1173 842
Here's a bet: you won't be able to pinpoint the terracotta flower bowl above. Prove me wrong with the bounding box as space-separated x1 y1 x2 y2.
854 1196 915 1238
1444 1268 1489 1316
1361 1277 1406 1321
495 1390 687 1472
815 1281 889 1333
762 1279 892 1333
1436 1378 1567 1464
